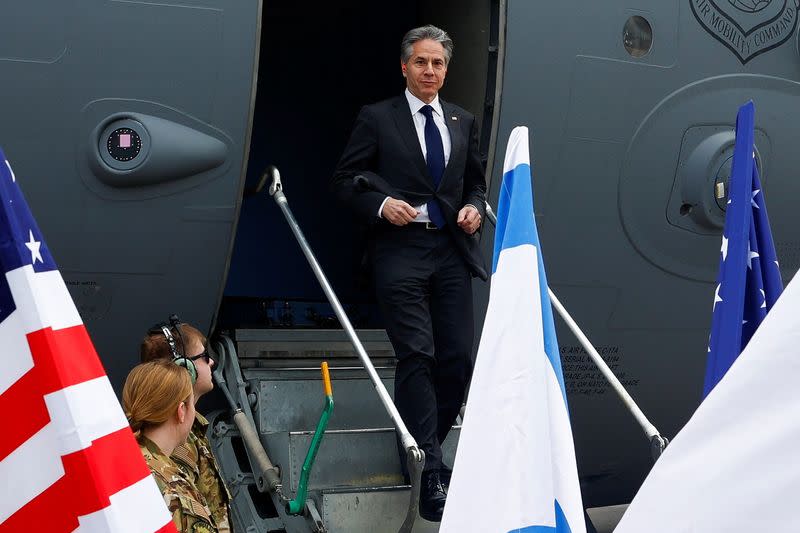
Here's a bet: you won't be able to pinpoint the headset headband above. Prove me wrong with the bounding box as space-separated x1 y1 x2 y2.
148 314 185 359
148 314 197 384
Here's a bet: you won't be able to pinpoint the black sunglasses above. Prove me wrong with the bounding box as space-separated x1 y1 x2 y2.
188 350 213 365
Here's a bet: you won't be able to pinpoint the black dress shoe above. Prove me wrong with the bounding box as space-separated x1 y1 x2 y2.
419 470 447 522
439 464 452 492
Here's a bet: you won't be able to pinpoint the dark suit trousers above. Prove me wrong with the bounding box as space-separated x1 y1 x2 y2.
371 223 474 473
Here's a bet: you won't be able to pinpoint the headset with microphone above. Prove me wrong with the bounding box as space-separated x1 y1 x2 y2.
148 314 198 384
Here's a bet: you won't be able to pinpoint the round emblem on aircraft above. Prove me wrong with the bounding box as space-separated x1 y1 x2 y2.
106 127 142 162
727 0 772 13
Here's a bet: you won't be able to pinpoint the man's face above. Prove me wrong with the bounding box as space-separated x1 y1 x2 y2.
186 338 214 398
402 39 447 104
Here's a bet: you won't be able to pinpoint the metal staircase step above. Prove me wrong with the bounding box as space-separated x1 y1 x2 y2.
286 427 460 492
320 486 441 533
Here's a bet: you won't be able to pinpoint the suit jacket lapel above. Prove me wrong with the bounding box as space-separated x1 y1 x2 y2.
391 96 430 183
439 100 465 193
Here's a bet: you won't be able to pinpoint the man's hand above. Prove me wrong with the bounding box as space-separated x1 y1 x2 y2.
381 198 419 226
457 205 481 234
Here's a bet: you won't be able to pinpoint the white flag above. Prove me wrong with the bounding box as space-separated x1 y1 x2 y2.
441 127 585 533
616 266 800 532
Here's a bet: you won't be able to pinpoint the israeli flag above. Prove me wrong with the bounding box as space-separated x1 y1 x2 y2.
440 127 585 533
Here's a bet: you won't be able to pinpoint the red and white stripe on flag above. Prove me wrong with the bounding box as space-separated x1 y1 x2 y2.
0 266 177 533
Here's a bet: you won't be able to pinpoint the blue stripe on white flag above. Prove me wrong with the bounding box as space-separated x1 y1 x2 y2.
494 160 567 405
493 162 537 268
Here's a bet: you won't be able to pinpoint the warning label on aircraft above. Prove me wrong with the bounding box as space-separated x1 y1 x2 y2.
691 0 799 64
560 345 640 396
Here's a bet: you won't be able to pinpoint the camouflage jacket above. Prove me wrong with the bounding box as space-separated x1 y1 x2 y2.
139 436 218 533
172 413 233 533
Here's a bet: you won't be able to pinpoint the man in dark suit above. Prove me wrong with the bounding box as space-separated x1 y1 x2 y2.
332 25 487 522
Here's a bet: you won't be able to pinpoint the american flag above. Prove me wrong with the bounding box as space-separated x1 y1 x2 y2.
703 101 783 398
0 148 176 532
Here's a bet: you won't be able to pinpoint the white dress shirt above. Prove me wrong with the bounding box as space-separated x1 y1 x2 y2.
378 89 452 222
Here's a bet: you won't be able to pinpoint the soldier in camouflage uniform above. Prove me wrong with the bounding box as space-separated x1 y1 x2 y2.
124 360 220 533
173 413 233 532
141 435 218 533
141 319 234 532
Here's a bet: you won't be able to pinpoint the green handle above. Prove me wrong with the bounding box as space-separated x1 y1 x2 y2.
287 362 334 515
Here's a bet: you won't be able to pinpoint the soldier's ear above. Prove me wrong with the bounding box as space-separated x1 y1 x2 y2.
176 401 187 424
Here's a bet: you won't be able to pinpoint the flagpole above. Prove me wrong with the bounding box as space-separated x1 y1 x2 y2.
484 203 668 459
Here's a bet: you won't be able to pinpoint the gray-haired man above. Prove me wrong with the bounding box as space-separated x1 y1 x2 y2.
332 25 487 522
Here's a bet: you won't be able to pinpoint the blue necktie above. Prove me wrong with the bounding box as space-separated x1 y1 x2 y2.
420 105 446 228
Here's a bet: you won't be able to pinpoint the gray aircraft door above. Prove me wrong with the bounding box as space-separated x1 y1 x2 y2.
488 0 800 508
0 0 261 387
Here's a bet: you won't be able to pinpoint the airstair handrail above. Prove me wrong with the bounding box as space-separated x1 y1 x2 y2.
268 167 424 533
484 203 668 460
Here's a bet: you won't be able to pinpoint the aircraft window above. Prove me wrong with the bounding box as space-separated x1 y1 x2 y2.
623 16 653 58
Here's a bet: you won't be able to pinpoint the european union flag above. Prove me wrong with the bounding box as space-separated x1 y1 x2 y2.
703 101 783 398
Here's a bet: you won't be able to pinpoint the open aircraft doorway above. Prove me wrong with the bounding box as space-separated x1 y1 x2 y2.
215 2 501 531
222 0 498 333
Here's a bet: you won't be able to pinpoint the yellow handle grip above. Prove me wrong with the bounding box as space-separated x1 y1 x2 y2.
321 361 333 396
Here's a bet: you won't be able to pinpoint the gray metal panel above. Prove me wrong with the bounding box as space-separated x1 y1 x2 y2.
237 328 393 343
289 429 405 491
0 1 69 63
288 428 461 492
321 489 441 533
494 0 800 506
0 0 261 388
236 328 396 359
255 368 396 432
